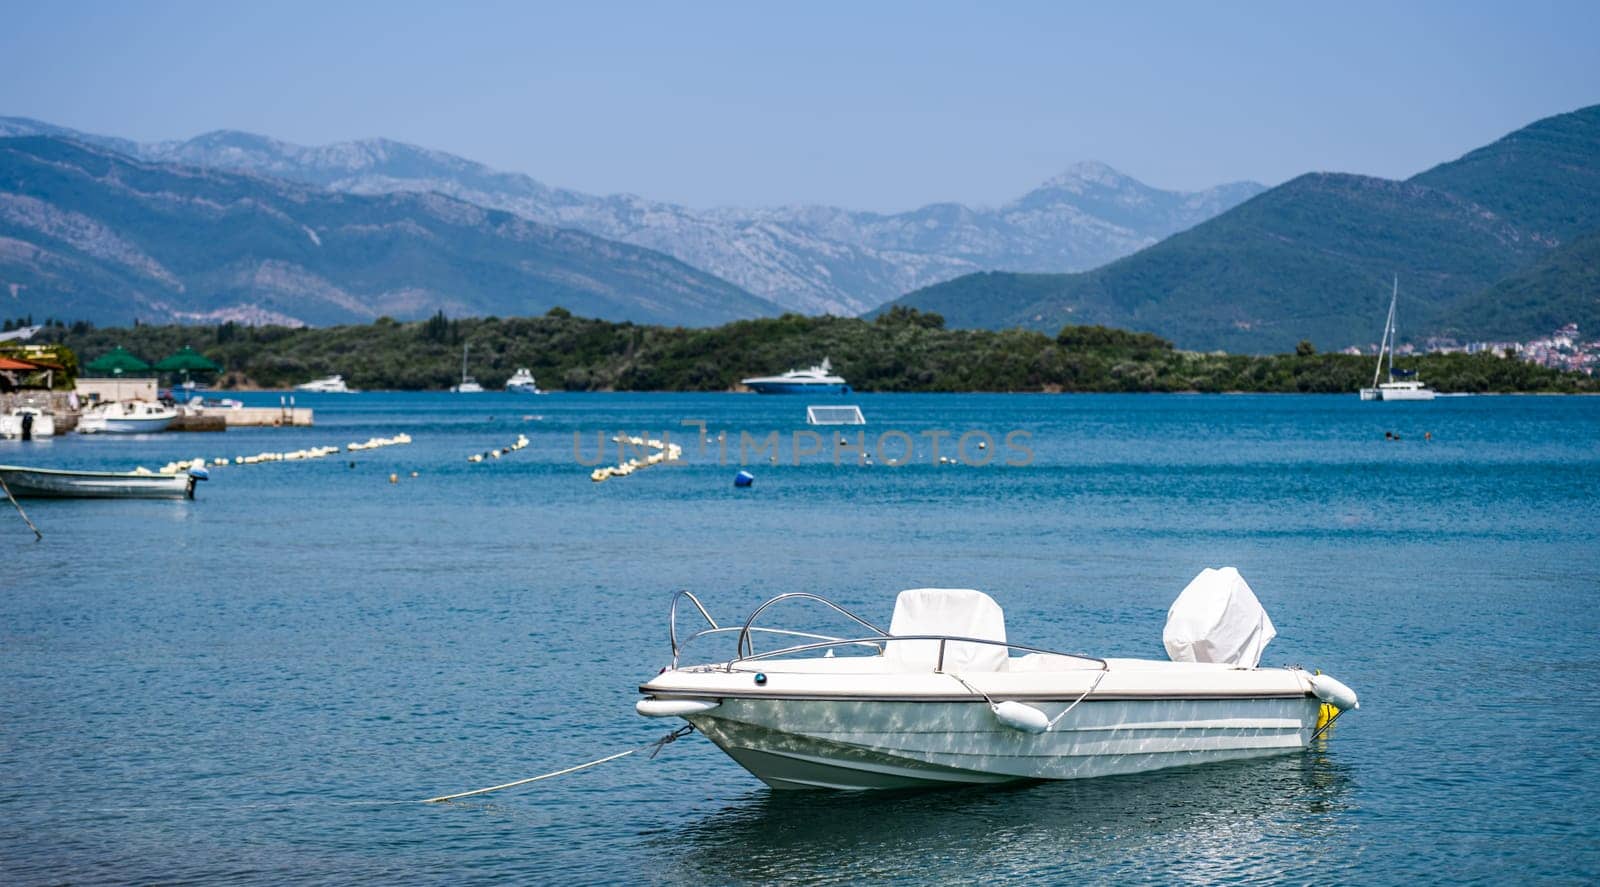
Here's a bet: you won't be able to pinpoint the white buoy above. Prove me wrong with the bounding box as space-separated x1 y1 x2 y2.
1309 673 1360 711
991 700 1051 734
635 698 720 718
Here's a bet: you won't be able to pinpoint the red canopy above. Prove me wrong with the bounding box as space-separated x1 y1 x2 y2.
0 356 40 371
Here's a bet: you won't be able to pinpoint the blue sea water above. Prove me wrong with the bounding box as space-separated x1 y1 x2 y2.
2 392 1597 884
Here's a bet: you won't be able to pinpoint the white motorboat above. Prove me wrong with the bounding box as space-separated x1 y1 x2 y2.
294 374 354 393
0 404 56 439
639 570 1359 790
76 400 177 434
505 367 541 394
452 345 484 393
741 358 850 394
0 464 207 499
1359 278 1436 401
186 395 243 411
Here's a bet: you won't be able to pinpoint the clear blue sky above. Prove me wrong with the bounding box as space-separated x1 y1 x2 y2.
3 1 1596 211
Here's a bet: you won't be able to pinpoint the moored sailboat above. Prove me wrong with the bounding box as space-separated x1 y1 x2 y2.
452 345 484 393
1360 277 1436 401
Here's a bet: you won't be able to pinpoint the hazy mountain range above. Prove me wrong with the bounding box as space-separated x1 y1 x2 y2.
888 104 1600 352
0 137 777 327
5 107 1593 352
0 115 1264 317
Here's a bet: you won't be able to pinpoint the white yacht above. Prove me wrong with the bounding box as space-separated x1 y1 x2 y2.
294 374 353 393
452 345 484 393
504 367 541 394
77 400 178 434
639 569 1358 790
741 358 850 394
0 404 56 439
1360 278 1436 401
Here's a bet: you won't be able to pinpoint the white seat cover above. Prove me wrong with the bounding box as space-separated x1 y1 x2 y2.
884 588 1008 673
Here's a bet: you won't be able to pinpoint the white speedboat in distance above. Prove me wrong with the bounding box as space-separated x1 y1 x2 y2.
0 464 207 499
77 400 177 434
295 374 354 393
741 358 850 394
1360 278 1436 401
505 367 541 394
0 404 56 439
639 570 1359 790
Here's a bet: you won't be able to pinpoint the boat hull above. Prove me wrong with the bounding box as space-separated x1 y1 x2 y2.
1359 387 1436 401
0 415 56 438
95 413 176 429
0 466 197 499
684 695 1319 790
745 382 851 395
1380 388 1434 401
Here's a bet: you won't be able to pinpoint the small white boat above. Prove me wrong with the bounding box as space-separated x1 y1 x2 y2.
187 395 243 410
452 345 484 393
0 464 207 499
76 400 177 434
741 358 850 394
505 368 541 394
1360 278 1436 401
0 405 56 439
294 374 354 393
639 570 1358 790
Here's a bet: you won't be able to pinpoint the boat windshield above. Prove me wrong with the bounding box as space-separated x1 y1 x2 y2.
665 590 1105 672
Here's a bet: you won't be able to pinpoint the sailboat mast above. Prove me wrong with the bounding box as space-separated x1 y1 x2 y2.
1372 279 1396 388
1386 277 1398 382
461 344 469 382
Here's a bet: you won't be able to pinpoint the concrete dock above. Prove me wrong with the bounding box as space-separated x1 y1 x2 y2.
3 389 313 432
193 406 314 427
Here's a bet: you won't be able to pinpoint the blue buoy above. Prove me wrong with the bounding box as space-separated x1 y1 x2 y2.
734 470 755 487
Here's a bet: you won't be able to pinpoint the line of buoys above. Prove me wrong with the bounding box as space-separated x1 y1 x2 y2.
590 435 683 483
347 434 413 451
141 433 414 475
468 434 530 463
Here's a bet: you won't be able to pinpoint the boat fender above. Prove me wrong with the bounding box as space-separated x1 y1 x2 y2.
1309 673 1360 711
636 698 721 718
734 470 755 487
991 700 1050 734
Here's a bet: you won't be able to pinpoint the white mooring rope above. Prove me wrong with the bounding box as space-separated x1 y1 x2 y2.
422 725 694 804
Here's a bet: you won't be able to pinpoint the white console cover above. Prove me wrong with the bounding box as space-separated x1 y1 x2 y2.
1162 567 1277 668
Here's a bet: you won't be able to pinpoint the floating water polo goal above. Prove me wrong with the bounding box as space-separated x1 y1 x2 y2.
805 405 866 425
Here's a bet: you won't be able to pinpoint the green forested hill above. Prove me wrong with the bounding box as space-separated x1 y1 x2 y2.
1411 104 1600 239
1443 230 1600 339
34 308 1595 394
890 173 1544 352
887 104 1600 352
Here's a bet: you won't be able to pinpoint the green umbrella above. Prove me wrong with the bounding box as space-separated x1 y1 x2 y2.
83 346 152 377
154 345 221 374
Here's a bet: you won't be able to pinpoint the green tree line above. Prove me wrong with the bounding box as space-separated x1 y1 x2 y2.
31 307 1597 394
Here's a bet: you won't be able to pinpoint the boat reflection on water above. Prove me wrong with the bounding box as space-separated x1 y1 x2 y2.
658 748 1355 884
